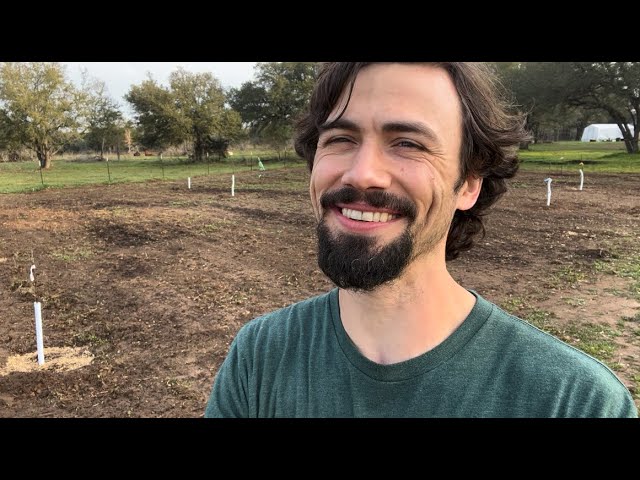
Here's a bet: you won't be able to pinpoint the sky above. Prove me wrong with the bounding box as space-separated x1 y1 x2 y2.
63 62 257 115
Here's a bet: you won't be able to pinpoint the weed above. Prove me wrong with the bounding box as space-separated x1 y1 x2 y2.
50 248 94 262
565 297 586 307
553 266 586 286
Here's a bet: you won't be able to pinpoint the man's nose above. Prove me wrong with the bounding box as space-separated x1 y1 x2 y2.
340 142 392 191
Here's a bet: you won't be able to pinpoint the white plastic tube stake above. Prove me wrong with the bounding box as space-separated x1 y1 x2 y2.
231 174 235 197
544 178 552 206
34 301 45 365
188 177 191 189
579 169 584 191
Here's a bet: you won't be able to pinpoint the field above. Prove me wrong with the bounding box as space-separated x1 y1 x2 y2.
519 140 640 173
0 152 296 194
0 157 639 416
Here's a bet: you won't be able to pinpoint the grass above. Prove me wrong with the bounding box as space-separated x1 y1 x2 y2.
74 332 109 347
552 265 587 287
518 141 640 174
2 142 639 193
50 247 94 262
565 297 586 307
0 151 306 194
593 254 640 301
559 323 619 361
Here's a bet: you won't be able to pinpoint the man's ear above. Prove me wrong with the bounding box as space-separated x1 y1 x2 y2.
456 175 483 211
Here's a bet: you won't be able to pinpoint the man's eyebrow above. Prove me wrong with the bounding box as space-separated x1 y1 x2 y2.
318 118 359 134
382 121 442 146
319 119 442 146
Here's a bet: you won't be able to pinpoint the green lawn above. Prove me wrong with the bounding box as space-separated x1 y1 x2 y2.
518 141 640 173
1 142 639 193
0 152 305 193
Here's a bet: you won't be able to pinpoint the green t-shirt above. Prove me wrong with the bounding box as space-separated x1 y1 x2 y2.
205 289 637 418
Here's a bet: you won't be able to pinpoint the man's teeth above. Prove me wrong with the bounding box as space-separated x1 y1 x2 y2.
341 208 397 222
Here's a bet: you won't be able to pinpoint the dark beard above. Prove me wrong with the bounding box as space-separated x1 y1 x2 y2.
317 222 414 292
316 186 418 292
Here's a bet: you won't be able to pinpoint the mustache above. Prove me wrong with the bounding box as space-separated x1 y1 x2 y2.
320 186 417 221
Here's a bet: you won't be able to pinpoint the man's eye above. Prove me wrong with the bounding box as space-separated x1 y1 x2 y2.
396 140 424 150
327 137 351 144
322 136 352 147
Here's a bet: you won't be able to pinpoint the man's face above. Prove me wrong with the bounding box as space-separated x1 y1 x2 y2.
310 63 474 291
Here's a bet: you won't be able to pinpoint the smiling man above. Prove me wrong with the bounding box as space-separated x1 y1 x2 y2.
205 63 637 418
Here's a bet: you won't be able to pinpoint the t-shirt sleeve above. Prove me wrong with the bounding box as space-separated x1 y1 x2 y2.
204 333 251 418
589 379 638 418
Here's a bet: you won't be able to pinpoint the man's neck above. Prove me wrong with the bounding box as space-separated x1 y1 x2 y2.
338 257 476 365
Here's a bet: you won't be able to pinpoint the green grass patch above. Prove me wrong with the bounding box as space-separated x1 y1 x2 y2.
501 296 526 312
594 254 640 301
169 201 198 208
3 142 639 191
50 248 94 261
105 206 133 217
565 297 586 307
194 219 230 235
552 265 587 287
518 141 640 174
500 296 557 331
239 179 309 192
74 332 108 347
557 323 619 361
0 151 306 194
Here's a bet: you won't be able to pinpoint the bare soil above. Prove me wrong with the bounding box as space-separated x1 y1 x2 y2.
1 167 638 417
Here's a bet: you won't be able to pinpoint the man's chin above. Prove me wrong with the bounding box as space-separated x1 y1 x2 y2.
316 221 414 292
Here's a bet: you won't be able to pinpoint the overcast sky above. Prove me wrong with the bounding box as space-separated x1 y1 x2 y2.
63 62 257 114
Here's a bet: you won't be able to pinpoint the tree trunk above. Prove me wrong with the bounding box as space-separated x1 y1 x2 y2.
39 151 52 169
36 148 52 169
615 122 635 153
193 139 203 162
575 119 588 141
116 142 120 161
101 137 105 160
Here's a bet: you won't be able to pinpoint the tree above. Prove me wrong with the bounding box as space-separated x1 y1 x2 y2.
499 62 640 152
125 69 242 161
561 62 640 153
0 62 84 169
83 75 125 160
124 76 180 154
495 62 572 145
169 68 242 161
124 127 133 154
228 62 317 157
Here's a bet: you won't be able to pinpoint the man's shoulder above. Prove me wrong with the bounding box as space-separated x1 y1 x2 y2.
477 297 637 417
235 289 336 342
485 299 633 394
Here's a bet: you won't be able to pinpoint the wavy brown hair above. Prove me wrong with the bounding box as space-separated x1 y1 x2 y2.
294 62 531 261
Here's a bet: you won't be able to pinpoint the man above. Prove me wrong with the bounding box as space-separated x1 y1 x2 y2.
205 63 637 418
